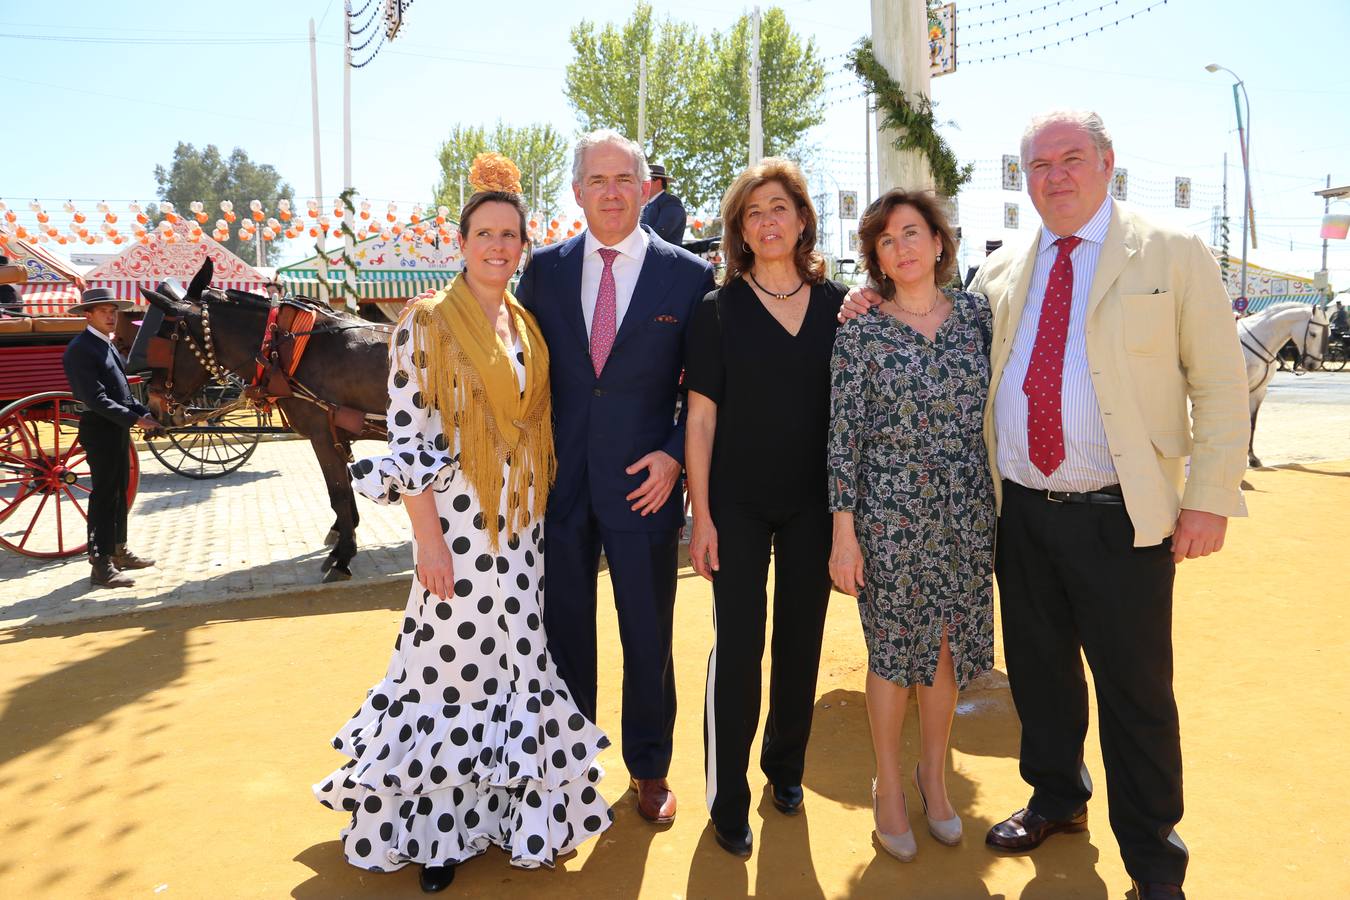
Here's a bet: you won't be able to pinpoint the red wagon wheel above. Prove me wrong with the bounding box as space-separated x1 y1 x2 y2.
0 391 140 559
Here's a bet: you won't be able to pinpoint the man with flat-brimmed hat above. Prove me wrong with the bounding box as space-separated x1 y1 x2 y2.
640 162 688 247
62 287 161 587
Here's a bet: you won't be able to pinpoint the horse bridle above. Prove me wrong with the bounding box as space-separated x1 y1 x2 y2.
1239 309 1328 374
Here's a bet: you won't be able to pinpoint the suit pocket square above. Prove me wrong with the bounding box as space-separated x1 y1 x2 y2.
654 314 680 324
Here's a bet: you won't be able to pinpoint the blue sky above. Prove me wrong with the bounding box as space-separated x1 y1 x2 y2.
3 0 1347 288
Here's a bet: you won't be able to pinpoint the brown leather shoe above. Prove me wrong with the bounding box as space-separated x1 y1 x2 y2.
1132 881 1185 899
985 806 1087 852
112 545 155 569
631 777 676 824
91 556 134 588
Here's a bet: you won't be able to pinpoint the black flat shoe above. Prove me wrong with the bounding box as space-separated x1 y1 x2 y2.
419 863 456 893
771 783 804 815
713 820 753 857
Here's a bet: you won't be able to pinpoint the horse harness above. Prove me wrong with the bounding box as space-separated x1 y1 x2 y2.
149 294 391 459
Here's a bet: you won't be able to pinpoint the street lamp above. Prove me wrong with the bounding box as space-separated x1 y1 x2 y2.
1206 63 1254 308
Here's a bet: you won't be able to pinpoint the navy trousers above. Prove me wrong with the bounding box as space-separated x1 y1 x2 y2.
542 493 679 780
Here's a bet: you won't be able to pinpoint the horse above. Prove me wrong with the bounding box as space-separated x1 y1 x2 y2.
138 260 393 580
1237 301 1329 467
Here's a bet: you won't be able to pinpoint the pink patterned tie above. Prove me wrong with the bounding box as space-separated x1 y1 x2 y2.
590 247 619 376
1023 235 1082 476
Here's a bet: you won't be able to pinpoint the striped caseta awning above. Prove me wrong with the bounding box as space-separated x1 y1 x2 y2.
277 268 458 301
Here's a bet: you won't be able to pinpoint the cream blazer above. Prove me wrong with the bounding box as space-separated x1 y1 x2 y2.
970 201 1250 546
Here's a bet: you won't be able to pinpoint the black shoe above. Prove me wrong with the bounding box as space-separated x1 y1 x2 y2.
712 820 753 857
419 863 456 893
771 783 804 815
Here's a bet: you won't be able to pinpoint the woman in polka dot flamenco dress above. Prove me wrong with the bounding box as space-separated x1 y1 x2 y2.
314 161 612 893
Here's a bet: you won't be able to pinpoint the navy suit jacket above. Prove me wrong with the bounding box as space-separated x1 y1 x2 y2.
62 329 151 429
516 226 715 532
640 191 688 247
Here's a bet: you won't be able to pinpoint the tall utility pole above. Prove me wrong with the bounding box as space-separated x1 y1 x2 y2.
341 2 357 311
748 6 763 166
870 0 932 192
863 95 872 205
308 18 329 305
638 55 647 150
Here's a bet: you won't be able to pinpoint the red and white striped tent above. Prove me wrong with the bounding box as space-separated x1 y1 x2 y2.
0 228 86 315
81 219 267 303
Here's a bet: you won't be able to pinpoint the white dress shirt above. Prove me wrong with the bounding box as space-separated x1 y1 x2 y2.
995 195 1118 492
580 226 649 337
87 324 115 344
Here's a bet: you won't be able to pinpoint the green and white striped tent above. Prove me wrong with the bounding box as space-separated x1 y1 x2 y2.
277 233 463 303
277 267 457 300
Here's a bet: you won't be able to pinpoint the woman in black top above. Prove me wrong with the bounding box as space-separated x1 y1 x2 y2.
684 158 843 857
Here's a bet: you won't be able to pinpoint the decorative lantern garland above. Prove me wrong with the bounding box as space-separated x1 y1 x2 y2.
848 37 972 198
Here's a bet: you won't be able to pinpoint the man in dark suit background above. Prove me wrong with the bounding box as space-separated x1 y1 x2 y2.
515 130 715 826
62 288 161 587
639 163 688 247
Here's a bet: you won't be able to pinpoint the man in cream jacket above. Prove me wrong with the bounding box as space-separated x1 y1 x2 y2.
975 110 1248 900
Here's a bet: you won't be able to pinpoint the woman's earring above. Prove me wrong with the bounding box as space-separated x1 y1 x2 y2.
936 252 943 262
743 242 751 254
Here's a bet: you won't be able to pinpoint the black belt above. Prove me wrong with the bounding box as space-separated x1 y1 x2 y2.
1004 479 1125 505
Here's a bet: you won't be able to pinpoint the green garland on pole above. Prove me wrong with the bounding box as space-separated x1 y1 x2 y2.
849 38 972 197
312 188 361 310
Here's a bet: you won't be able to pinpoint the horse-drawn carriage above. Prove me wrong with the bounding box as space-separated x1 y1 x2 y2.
0 259 372 561
0 315 143 558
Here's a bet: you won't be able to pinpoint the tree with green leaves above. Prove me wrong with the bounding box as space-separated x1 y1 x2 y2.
564 3 825 214
153 142 293 265
431 122 570 220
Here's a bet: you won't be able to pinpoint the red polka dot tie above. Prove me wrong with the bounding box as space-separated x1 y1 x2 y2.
1023 235 1082 476
590 247 619 377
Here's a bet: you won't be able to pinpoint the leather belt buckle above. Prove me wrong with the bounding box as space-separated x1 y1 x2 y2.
1045 490 1066 503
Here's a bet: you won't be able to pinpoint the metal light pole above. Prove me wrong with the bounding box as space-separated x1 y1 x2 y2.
1206 63 1254 307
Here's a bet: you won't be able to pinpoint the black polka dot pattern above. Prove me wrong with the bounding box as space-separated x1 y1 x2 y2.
319 325 611 872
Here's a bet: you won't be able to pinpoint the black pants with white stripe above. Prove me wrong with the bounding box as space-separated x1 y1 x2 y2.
703 499 832 831
997 480 1187 886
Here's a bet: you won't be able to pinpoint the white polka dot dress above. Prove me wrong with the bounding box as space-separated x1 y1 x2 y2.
314 316 613 872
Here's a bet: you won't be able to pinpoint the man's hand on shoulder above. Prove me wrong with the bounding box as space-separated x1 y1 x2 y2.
1171 509 1227 563
838 285 882 323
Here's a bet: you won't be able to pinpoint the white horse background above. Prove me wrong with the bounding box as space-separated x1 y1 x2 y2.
1237 302 1329 466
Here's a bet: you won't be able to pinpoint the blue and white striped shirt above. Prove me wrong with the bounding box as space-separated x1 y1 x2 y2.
995 195 1118 492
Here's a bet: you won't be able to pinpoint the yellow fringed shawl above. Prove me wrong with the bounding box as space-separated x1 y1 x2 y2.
398 273 555 550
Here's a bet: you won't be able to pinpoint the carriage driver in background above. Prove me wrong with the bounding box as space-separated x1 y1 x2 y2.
62 288 163 588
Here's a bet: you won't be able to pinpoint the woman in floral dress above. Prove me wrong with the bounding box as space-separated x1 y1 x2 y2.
314 156 611 893
827 190 994 862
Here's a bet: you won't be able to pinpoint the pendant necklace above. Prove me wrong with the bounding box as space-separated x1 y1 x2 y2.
749 272 804 301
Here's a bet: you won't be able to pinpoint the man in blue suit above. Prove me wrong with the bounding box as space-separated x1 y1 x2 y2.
515 129 715 826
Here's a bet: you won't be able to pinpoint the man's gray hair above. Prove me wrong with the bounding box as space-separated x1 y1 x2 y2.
571 128 651 184
1020 109 1114 165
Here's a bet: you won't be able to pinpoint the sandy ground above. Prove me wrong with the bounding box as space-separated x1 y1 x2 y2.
1 461 1348 899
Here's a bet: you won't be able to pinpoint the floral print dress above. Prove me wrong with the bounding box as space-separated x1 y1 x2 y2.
314 315 612 872
827 289 995 689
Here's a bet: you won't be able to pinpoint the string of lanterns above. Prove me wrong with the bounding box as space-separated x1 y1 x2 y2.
961 0 1123 47
963 0 1169 64
962 0 1084 31
0 196 610 250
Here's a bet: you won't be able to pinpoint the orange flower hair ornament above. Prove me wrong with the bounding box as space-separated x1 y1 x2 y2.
468 153 523 194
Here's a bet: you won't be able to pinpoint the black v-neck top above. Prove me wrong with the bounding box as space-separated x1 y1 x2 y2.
684 277 846 509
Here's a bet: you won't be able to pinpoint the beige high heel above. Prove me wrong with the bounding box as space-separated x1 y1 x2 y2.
913 764 963 845
871 777 917 862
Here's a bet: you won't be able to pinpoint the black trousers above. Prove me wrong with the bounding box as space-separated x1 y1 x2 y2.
542 494 680 780
996 480 1187 885
79 414 130 559
703 498 832 831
